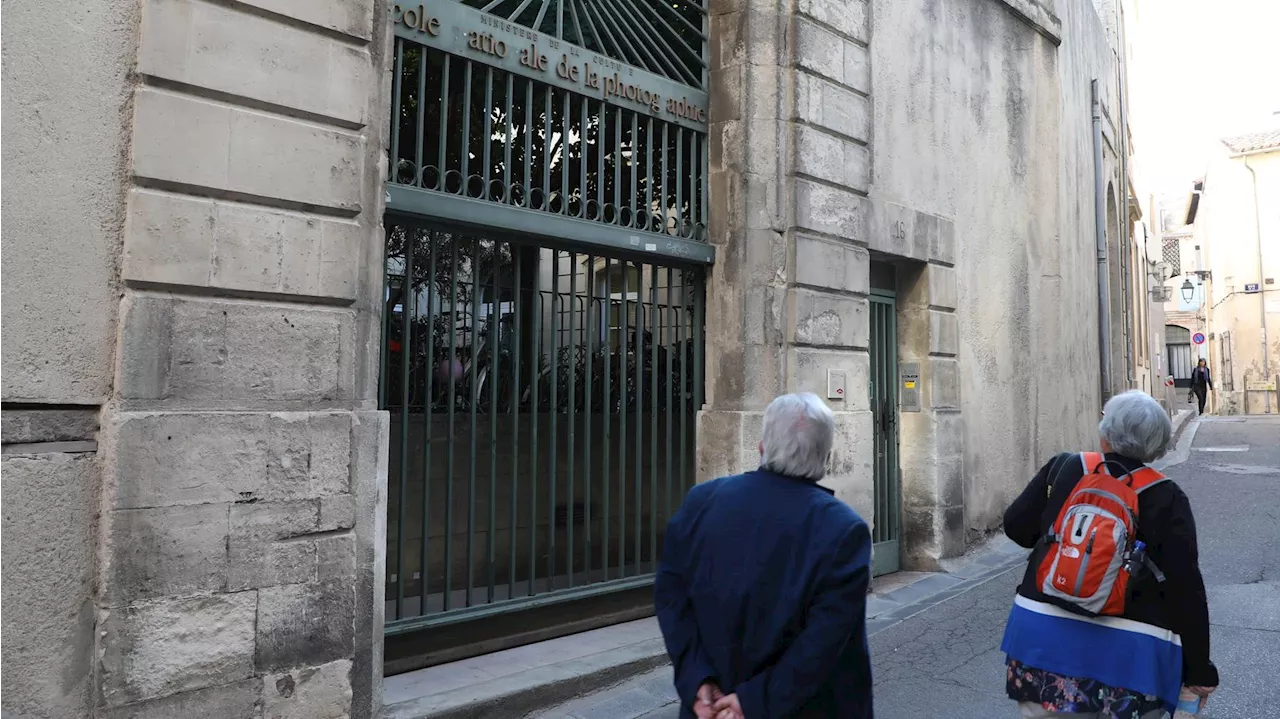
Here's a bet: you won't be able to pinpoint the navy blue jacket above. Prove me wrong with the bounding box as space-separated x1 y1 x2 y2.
654 469 874 719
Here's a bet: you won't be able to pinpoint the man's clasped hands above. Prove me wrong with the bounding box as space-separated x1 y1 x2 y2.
695 682 743 719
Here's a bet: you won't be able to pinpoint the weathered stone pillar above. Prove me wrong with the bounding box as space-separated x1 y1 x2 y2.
700 0 876 519
93 2 390 717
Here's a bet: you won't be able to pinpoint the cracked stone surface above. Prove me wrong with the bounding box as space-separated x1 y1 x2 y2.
534 416 1280 719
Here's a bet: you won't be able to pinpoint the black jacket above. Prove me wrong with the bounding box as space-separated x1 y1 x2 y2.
1191 366 1212 390
1004 452 1219 687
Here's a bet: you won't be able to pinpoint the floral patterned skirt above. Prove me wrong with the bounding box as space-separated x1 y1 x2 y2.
1006 659 1167 718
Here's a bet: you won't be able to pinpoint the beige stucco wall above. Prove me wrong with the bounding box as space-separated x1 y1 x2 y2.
1 0 136 404
871 0 1121 539
1202 147 1280 414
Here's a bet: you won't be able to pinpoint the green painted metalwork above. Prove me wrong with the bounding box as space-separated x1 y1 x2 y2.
385 33 712 263
870 291 901 577
381 0 709 638
381 218 705 629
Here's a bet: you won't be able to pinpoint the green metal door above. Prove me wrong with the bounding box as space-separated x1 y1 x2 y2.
869 291 900 576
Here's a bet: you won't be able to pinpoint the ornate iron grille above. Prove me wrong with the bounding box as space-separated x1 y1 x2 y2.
1162 237 1181 276
387 1 711 262
457 0 707 89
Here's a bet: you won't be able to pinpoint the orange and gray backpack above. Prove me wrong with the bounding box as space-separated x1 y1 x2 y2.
1035 452 1167 616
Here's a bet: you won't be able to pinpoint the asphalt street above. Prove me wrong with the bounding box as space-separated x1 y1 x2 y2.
541 414 1280 718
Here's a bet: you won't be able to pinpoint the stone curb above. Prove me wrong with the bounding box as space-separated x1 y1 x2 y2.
384 639 670 719
865 550 1027 636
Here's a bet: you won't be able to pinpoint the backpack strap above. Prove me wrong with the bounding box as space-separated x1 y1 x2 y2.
1080 452 1107 475
1127 467 1169 494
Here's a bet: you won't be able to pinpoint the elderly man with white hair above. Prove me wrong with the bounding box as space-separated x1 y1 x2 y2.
655 393 874 719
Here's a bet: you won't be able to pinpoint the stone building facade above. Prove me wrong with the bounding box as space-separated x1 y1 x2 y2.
4 1 390 717
2 0 1145 716
1199 129 1280 415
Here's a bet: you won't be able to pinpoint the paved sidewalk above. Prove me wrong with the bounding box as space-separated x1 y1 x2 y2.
530 538 1031 719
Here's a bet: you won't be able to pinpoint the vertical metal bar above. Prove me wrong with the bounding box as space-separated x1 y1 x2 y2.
528 264 541 597
692 270 704 459
488 241 500 603
688 131 698 236
700 134 709 232
543 87 553 209
421 232 437 613
567 253 578 587
467 239 481 607
505 72 514 202
872 303 881 542
390 40 404 182
438 55 451 184
676 128 684 235
461 61 473 190
584 254 595 583
483 68 494 198
580 97 589 218
649 264 659 569
602 258 613 579
414 47 427 187
509 251 523 593
548 254 560 588
597 103 606 211
661 124 669 234
664 267 674 520
618 262 628 575
444 241 459 611
379 228 391 409
880 303 885 544
396 228 415 620
629 112 638 225
645 118 654 230
524 79 534 201
880 303 886 542
890 302 899 541
634 270 642 575
562 90 571 215
613 107 622 220
678 270 688 499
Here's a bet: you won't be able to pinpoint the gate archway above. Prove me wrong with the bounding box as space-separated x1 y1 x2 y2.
379 0 711 668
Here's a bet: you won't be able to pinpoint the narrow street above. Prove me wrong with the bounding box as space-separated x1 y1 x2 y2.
542 415 1280 718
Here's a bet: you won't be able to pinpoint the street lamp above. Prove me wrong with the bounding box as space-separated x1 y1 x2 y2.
1181 279 1195 303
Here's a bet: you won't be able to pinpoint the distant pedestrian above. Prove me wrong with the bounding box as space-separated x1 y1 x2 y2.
1000 390 1218 718
1189 359 1212 415
655 393 874 719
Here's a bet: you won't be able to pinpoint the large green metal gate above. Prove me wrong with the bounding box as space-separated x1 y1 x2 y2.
869 291 901 576
380 0 710 645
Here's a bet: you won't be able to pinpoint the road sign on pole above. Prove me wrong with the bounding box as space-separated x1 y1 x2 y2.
1192 332 1206 345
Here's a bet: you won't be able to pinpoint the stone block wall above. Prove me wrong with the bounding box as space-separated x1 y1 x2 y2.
1 413 101 719
701 0 877 522
89 1 392 717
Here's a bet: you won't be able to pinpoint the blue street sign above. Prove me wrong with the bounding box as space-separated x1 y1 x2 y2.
1192 332 1206 345
1245 283 1261 293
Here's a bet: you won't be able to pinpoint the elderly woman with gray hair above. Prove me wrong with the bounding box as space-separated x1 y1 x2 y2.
655 393 874 719
1001 391 1218 718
